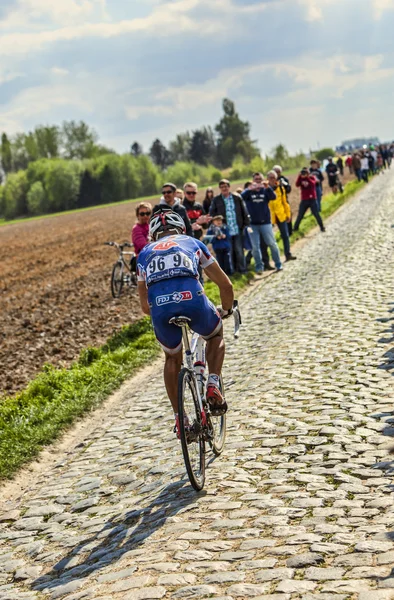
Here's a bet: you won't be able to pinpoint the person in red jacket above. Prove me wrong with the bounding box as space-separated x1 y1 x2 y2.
132 202 152 255
293 168 325 233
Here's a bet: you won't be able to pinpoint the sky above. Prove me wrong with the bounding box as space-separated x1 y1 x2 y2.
1 0 394 156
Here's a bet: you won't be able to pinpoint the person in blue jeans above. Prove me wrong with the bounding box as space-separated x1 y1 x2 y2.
208 215 232 275
209 179 250 273
241 172 283 274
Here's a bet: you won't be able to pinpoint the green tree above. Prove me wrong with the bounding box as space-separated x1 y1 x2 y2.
12 133 31 171
44 160 83 212
1 171 28 219
315 147 335 162
270 144 289 166
27 181 48 215
62 120 99 159
215 98 257 168
189 127 216 165
121 155 142 199
135 155 160 195
93 155 125 204
168 133 191 163
131 142 143 157
34 125 62 158
149 138 170 169
1 133 12 173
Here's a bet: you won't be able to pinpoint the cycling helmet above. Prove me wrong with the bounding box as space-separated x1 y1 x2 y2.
149 209 186 240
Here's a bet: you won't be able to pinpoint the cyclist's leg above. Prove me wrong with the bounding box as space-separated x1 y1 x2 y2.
164 349 183 413
187 293 227 412
206 328 225 383
148 288 184 412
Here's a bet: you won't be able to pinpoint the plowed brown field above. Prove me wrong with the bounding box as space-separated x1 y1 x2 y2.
0 172 353 395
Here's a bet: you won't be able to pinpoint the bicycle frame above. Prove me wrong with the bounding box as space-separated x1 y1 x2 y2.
179 325 206 423
174 301 242 418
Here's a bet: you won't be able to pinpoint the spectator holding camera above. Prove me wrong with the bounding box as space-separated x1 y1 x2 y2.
208 215 232 275
241 172 283 273
294 167 325 233
267 170 296 261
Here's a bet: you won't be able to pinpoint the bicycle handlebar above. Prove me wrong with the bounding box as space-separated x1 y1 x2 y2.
232 300 242 338
104 241 134 250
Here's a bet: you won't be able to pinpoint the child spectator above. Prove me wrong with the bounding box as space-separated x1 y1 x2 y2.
208 215 233 275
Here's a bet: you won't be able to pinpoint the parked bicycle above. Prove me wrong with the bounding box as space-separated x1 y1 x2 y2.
172 300 241 491
105 242 137 298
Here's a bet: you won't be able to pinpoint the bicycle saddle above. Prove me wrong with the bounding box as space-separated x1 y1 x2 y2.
169 316 191 326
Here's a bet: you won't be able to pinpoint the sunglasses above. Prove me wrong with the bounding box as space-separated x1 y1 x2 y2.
185 191 197 195
162 190 174 195
139 211 151 217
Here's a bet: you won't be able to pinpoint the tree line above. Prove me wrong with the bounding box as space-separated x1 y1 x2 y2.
0 98 308 220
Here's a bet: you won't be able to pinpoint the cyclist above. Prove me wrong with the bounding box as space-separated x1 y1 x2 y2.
137 210 234 438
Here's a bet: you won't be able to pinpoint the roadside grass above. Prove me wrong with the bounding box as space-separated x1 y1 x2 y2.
0 178 363 480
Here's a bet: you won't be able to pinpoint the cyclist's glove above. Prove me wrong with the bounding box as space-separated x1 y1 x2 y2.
217 306 233 319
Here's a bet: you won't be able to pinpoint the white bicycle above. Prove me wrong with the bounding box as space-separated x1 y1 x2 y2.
171 300 241 491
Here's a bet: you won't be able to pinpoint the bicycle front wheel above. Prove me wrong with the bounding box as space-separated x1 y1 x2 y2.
111 262 124 298
178 368 205 491
208 376 226 456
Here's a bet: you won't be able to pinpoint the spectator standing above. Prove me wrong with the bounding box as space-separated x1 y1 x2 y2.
294 168 325 233
345 155 353 174
370 147 378 174
267 170 296 261
182 182 208 240
241 172 283 273
207 215 232 275
176 189 184 202
309 159 324 212
132 202 152 255
210 179 249 273
336 156 344 176
273 164 293 235
203 187 214 213
152 182 193 236
361 152 370 183
381 145 389 169
353 154 362 181
325 157 339 192
360 154 369 182
243 182 254 268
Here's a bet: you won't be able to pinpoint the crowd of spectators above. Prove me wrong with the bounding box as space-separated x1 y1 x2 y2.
131 145 388 278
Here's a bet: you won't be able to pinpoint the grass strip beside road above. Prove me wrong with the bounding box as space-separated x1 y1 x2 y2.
0 179 363 480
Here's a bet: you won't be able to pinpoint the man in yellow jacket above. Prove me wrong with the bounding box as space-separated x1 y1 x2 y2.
267 170 296 261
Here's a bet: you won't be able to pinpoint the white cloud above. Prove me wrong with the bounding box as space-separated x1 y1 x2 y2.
373 0 394 19
50 67 69 76
0 0 105 29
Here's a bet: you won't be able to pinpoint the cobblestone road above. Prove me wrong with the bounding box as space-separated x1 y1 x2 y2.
1 173 394 600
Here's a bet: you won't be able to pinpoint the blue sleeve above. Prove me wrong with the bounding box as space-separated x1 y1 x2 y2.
266 187 276 201
195 238 213 262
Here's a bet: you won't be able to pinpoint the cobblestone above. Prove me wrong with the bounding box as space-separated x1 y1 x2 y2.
1 174 394 598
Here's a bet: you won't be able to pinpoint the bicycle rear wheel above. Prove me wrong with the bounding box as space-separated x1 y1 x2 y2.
111 261 124 298
178 367 205 491
208 376 226 456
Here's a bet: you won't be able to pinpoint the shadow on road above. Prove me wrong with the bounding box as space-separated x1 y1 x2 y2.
32 478 201 594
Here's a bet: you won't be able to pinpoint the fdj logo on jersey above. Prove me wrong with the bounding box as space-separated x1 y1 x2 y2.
156 291 193 306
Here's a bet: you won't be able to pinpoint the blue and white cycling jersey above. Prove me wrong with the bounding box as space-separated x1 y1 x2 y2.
137 234 215 287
